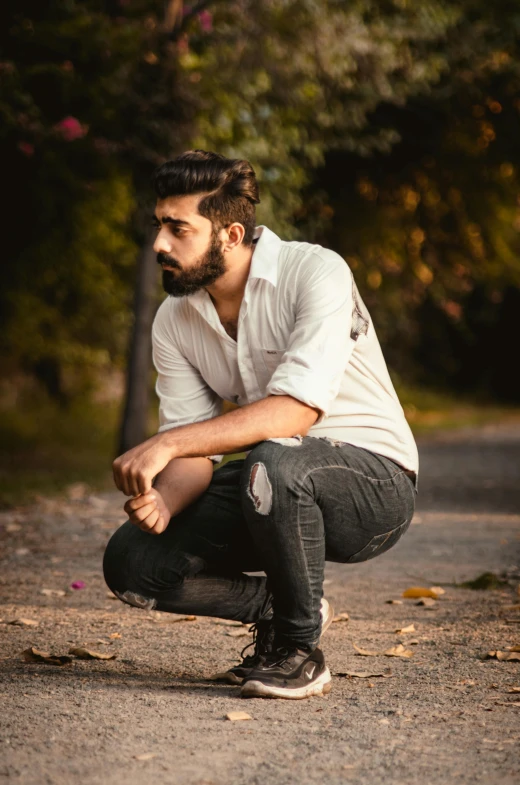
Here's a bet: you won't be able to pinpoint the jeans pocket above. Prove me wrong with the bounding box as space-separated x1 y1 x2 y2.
346 518 412 564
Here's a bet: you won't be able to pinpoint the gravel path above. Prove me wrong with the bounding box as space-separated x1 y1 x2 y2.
1 423 519 785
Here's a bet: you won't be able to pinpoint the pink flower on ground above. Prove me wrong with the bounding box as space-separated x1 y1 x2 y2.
71 581 86 590
18 142 34 157
55 116 87 141
198 10 213 32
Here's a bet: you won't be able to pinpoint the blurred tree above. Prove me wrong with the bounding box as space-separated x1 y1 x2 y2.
312 0 520 399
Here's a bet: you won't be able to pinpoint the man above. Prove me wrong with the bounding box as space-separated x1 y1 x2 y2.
104 150 418 700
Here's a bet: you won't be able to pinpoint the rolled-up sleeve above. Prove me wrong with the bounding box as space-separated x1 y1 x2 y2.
266 251 358 423
152 301 223 463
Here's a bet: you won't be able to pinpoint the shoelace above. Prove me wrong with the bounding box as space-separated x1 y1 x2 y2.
239 600 274 664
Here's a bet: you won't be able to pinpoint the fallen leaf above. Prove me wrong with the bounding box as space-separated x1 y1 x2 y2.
71 581 86 590
226 711 252 721
500 605 520 612
335 669 392 679
485 650 520 662
68 647 116 660
353 643 413 658
385 644 414 658
385 600 403 605
151 614 196 623
416 597 437 608
395 624 416 634
134 753 157 761
211 619 244 627
225 628 251 637
402 587 439 599
8 618 39 627
41 588 66 597
21 647 72 666
109 632 122 639
429 586 446 596
506 644 520 652
507 687 520 693
332 613 350 623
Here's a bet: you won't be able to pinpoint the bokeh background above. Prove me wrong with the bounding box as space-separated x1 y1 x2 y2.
1 0 520 505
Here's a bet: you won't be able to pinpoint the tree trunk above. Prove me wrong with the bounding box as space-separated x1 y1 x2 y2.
117 234 159 455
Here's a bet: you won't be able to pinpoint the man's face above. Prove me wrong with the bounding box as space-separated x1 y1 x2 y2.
153 194 227 296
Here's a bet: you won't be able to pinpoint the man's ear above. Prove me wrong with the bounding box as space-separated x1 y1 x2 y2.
222 222 245 251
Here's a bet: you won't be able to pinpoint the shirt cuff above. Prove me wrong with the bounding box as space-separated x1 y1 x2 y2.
207 455 224 465
266 368 331 424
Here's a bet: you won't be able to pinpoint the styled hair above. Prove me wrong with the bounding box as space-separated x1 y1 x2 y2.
152 150 260 246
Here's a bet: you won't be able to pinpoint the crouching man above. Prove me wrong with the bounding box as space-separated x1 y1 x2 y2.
103 150 418 700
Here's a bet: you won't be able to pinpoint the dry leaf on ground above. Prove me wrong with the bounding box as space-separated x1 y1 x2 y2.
332 613 350 623
402 587 440 599
134 753 156 761
416 597 437 608
211 619 244 627
335 669 392 679
508 687 520 693
225 628 251 637
506 644 520 652
21 647 72 666
429 586 446 595
395 624 416 634
151 614 196 624
8 618 39 627
353 642 413 658
68 647 116 660
226 711 252 721
40 588 66 598
109 632 121 639
385 600 403 605
485 650 520 662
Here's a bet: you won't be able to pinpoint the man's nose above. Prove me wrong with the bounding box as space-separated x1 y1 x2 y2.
153 228 172 255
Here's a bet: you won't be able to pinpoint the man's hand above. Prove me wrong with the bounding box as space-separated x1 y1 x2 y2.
113 433 176 496
124 489 171 535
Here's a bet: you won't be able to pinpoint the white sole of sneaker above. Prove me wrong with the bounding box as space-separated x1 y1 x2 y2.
240 667 332 700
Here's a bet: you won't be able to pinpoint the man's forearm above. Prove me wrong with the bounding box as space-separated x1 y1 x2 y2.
163 394 319 461
113 394 319 496
153 457 214 518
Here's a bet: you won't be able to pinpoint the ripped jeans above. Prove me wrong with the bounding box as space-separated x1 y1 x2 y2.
103 437 416 649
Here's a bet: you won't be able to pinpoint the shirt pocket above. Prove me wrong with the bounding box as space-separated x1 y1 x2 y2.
251 348 285 386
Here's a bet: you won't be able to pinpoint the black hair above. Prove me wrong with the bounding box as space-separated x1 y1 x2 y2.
152 150 260 245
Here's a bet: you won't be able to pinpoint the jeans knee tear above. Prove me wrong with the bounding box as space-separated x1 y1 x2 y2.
266 434 303 447
248 462 273 515
114 590 157 610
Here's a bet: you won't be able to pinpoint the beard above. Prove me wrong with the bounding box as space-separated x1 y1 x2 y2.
158 229 227 297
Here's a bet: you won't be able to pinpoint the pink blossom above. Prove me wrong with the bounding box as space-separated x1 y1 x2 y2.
198 10 213 32
55 116 87 142
18 141 34 157
71 580 86 590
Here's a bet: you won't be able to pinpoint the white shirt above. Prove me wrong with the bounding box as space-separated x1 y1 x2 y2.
152 225 419 476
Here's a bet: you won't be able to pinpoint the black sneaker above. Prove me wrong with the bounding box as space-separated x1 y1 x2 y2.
211 597 335 686
211 615 275 685
240 643 332 700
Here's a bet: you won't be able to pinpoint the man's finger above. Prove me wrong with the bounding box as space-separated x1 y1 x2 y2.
129 502 157 525
137 508 160 532
125 493 156 514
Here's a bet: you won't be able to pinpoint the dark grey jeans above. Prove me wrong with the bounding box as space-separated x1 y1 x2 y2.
103 437 416 649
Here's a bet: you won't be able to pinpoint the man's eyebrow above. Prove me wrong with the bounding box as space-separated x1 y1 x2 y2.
152 215 192 227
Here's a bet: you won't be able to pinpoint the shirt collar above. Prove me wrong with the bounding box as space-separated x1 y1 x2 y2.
248 225 282 287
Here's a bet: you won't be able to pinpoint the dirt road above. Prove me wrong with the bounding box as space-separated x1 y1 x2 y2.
1 423 519 785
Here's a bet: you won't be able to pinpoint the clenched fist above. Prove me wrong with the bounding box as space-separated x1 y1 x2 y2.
112 432 176 496
124 489 171 535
